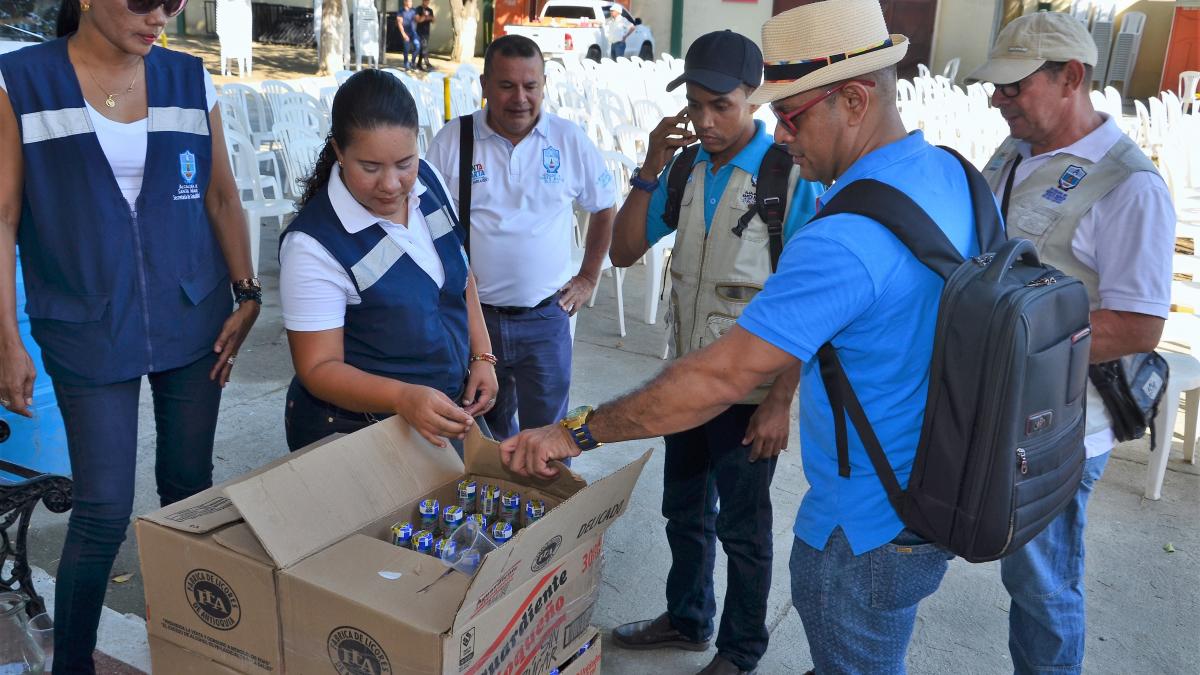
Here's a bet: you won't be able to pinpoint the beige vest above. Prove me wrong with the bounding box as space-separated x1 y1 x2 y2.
981 133 1160 436
665 158 802 405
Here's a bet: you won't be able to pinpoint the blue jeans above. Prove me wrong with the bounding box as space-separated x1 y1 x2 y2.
402 36 419 68
52 353 222 674
481 301 572 442
610 41 626 59
662 405 776 671
1001 451 1110 674
284 377 482 457
790 527 952 674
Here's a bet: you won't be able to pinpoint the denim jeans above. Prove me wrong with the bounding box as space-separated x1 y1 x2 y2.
662 405 776 671
284 377 482 457
610 41 626 59
1001 451 1110 674
481 301 572 442
402 36 420 69
790 527 952 674
52 353 222 674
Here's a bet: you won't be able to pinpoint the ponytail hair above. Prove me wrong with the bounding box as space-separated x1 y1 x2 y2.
300 70 421 206
57 0 81 37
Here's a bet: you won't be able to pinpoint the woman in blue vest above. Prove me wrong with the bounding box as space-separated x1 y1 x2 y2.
0 0 259 670
280 70 497 451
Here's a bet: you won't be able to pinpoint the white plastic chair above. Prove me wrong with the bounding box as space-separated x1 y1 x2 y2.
630 99 666 129
941 57 960 83
1179 71 1200 115
612 123 648 163
353 0 379 70
216 0 252 77
272 123 325 198
225 128 295 274
1144 351 1200 500
276 92 328 136
1105 12 1146 98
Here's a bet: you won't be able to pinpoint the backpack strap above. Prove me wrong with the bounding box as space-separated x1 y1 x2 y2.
732 143 792 272
457 114 474 256
661 143 701 232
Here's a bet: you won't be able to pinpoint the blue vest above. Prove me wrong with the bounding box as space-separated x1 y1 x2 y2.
283 161 471 401
0 40 229 386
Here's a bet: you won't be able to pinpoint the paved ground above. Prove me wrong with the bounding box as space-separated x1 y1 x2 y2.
22 216 1200 673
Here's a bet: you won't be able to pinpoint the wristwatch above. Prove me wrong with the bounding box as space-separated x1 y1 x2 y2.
560 405 602 451
629 167 660 193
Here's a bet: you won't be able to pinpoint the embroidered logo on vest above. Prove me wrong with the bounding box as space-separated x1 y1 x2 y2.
174 150 202 201
1058 165 1087 190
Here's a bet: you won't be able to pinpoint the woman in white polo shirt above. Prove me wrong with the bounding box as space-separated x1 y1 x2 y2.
280 70 497 451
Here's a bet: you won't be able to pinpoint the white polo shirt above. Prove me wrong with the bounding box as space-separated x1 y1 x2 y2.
1001 113 1176 458
425 109 616 308
279 164 450 332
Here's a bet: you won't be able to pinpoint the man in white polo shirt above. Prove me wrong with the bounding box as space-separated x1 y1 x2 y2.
968 12 1174 673
426 34 616 441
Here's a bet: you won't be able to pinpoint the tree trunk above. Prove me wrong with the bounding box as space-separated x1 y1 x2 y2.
318 0 347 75
447 0 479 62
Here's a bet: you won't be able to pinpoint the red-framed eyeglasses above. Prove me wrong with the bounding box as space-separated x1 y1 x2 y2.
771 79 876 135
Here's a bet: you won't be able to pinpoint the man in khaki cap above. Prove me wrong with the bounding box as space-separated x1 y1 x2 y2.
968 11 1175 674
498 0 992 672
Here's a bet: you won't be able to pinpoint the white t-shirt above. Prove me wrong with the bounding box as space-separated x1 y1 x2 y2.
999 113 1176 458
0 67 217 213
604 15 633 44
280 164 453 332
425 109 616 307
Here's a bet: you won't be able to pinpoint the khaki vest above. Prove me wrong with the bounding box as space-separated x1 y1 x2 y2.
981 133 1160 436
665 157 802 405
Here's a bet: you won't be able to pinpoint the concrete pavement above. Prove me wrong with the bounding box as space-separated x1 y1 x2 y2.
22 222 1200 673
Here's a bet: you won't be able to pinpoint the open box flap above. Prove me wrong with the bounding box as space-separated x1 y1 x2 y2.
225 418 464 569
464 427 586 500
137 433 344 535
456 449 652 625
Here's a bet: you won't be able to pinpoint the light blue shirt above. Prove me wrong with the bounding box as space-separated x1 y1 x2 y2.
738 131 988 555
644 120 823 247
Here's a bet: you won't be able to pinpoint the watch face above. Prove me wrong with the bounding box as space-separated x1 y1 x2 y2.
565 405 591 424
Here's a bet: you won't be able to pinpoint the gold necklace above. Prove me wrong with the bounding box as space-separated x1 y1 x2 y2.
86 58 143 108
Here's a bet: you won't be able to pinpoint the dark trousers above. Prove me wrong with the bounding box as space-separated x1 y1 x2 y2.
481 302 572 442
284 377 483 455
417 31 431 67
52 353 222 674
663 404 776 671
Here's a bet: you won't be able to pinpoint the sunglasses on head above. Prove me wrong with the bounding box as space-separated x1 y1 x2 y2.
771 79 875 135
125 0 188 17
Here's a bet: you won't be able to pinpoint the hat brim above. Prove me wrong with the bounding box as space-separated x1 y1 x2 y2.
963 57 1044 85
666 68 745 94
747 34 909 105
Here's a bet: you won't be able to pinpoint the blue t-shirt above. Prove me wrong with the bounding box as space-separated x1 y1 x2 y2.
645 120 823 247
738 131 988 555
399 7 418 35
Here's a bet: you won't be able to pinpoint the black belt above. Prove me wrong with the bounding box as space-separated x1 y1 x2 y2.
481 293 558 315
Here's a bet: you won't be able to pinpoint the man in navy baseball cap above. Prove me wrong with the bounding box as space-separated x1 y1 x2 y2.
667 29 765 93
606 28 823 675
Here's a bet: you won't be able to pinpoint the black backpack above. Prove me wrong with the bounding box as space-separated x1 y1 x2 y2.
813 147 1091 563
662 143 793 270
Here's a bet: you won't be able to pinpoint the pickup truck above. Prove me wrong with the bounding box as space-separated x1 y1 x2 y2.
504 0 656 62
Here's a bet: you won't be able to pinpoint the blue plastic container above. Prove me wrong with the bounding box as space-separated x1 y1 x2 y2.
0 255 70 482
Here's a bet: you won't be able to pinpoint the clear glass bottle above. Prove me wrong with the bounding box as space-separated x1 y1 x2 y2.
0 593 45 674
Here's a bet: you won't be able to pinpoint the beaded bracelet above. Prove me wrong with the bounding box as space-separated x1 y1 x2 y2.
232 277 263 305
469 352 498 365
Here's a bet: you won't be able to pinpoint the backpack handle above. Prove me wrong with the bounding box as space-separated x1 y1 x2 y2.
982 238 1041 284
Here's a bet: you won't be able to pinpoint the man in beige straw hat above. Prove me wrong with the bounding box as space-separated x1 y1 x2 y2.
967 11 1174 674
498 0 988 670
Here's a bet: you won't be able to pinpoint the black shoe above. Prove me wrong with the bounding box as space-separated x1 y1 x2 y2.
696 655 755 675
611 612 710 651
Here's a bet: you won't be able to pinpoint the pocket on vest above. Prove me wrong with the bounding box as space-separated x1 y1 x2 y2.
24 291 109 323
180 266 228 306
1008 204 1060 238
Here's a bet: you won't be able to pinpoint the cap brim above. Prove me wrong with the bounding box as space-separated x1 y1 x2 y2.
963 57 1044 85
666 68 744 94
748 35 908 105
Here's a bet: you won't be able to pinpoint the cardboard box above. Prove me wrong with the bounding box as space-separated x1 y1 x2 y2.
150 635 245 674
138 419 648 674
555 626 601 675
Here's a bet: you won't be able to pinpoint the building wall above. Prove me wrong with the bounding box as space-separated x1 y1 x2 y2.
1118 0 1176 100
628 0 672 57
681 0 773 53
930 0 1001 82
